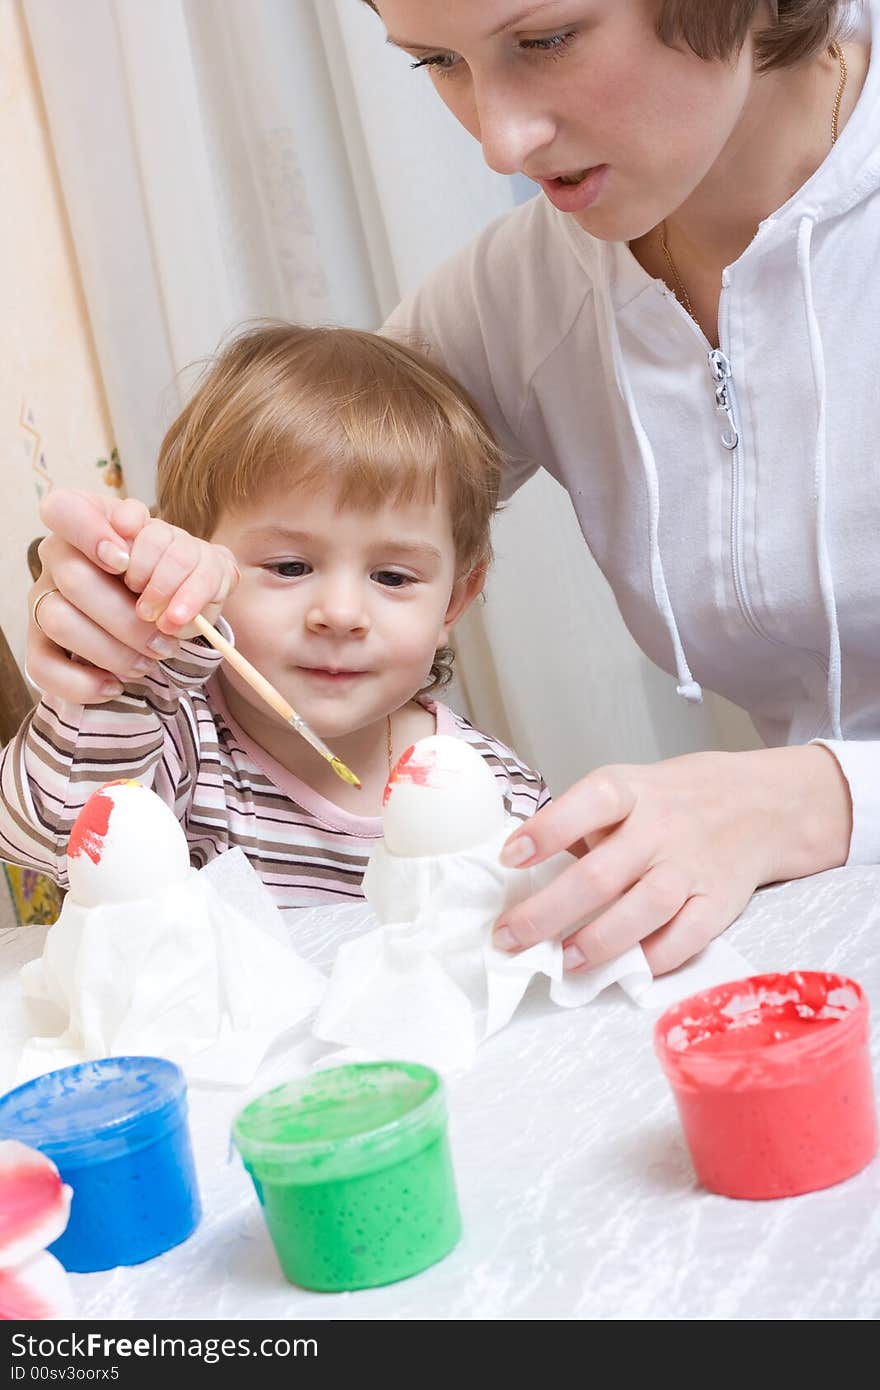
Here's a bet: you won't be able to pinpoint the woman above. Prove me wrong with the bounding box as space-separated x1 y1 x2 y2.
27 0 876 975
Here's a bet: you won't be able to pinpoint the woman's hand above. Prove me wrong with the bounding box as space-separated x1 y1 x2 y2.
493 745 853 975
27 489 239 704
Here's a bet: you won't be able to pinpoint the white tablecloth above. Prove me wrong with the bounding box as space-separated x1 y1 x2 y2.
1 866 879 1320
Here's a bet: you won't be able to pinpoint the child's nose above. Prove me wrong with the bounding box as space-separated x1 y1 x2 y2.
306 584 370 636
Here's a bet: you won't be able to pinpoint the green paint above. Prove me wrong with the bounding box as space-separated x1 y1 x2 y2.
233 1062 461 1292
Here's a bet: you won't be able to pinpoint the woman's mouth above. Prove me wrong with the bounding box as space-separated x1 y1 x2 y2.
535 164 610 214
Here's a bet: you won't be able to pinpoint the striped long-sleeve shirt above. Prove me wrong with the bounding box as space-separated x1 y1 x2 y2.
0 632 550 912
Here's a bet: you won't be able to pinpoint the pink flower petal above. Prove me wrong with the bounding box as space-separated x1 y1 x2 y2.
0 1250 75 1320
0 1141 72 1269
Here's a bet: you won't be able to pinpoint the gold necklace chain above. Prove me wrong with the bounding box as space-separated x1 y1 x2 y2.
830 38 848 144
386 713 394 771
659 42 848 323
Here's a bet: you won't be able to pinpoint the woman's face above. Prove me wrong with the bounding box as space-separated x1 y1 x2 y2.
374 0 759 241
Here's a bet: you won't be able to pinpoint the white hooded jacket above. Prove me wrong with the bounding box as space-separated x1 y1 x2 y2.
383 2 880 864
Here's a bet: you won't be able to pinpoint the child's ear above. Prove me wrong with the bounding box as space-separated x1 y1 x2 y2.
438 562 487 643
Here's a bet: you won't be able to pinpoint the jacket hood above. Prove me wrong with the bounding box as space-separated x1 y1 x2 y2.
748 0 879 257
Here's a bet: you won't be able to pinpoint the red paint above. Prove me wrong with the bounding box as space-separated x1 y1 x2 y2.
685 1009 838 1053
654 971 877 1200
0 1156 64 1250
382 744 438 807
67 786 115 864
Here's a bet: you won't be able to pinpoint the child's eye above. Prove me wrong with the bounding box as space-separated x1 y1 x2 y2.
373 570 415 589
267 561 310 578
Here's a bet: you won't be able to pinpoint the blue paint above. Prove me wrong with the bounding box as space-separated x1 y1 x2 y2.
0 1056 201 1272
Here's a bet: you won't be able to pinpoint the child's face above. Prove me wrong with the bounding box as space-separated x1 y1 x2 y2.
210 480 482 741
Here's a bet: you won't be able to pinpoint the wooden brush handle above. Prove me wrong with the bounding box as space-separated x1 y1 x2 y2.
191 613 296 722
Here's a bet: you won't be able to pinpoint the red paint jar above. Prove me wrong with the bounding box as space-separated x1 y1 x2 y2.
654 971 877 1200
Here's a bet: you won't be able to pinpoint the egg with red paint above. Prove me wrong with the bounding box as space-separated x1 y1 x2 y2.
66 781 191 906
0 1141 74 1319
382 734 506 857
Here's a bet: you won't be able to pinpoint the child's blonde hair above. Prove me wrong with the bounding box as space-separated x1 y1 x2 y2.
156 321 503 689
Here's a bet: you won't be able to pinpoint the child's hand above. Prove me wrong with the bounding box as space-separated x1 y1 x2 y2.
119 512 239 638
27 490 239 703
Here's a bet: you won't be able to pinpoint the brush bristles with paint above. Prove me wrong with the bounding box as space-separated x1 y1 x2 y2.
191 614 361 789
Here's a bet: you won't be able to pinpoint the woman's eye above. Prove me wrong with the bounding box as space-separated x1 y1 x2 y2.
410 31 577 78
373 570 414 588
520 31 578 56
410 52 460 77
268 561 310 578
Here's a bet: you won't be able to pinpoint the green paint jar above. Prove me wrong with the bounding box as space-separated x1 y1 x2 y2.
232 1062 461 1292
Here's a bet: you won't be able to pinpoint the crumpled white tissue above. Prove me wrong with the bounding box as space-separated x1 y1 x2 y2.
313 820 751 1074
17 848 326 1087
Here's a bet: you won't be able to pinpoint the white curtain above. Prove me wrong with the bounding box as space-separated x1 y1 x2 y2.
21 0 758 794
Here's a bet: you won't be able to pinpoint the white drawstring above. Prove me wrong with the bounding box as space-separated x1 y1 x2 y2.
797 215 843 739
597 251 703 705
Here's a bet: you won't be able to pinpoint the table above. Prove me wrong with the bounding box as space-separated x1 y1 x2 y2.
1 867 879 1320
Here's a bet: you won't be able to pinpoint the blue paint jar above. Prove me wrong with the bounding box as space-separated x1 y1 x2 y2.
0 1056 201 1272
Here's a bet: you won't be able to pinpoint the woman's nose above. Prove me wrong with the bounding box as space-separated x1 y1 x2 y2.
473 76 556 177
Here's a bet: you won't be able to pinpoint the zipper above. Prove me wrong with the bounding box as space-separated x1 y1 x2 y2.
708 349 739 450
661 289 778 644
707 347 770 642
656 278 829 676
706 343 828 674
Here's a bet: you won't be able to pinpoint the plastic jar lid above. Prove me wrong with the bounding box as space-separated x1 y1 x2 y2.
233 1061 446 1184
654 971 868 1091
0 1057 188 1166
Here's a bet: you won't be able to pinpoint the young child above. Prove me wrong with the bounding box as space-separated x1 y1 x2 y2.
0 323 549 910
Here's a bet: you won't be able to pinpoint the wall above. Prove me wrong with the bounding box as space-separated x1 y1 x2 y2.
0 0 120 677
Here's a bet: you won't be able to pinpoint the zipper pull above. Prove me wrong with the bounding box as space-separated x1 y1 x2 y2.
708 348 739 450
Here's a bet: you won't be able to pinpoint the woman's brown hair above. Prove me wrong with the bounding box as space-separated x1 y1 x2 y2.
657 1 845 71
362 1 845 71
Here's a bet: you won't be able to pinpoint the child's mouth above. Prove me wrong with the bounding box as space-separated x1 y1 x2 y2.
299 667 366 683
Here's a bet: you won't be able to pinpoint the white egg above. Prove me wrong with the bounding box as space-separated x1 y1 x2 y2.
66 781 191 907
382 734 506 857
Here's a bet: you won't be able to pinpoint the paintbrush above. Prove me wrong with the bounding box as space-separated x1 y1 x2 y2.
191 613 361 789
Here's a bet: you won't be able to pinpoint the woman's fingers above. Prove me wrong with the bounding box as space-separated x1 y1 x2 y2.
500 769 635 868
28 585 163 688
26 643 125 704
26 620 126 705
491 752 757 968
28 492 237 706
640 893 735 976
491 748 841 976
494 826 650 950
561 859 692 970
35 541 158 651
27 542 180 676
38 490 140 575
